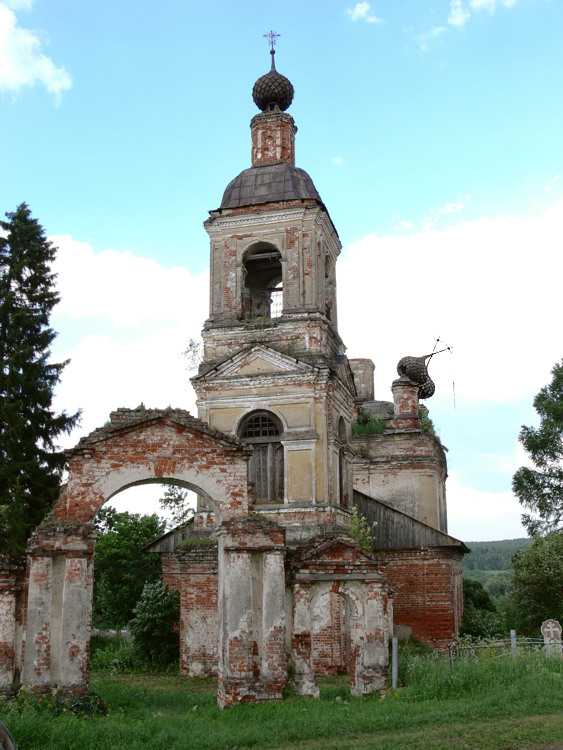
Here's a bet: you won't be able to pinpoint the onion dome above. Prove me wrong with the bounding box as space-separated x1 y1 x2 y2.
397 355 435 400
252 50 294 112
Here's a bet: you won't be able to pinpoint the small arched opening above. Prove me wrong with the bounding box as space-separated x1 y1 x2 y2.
309 582 364 693
239 410 284 503
312 590 352 676
242 243 283 319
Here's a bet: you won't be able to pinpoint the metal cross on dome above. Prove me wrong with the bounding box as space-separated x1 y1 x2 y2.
264 30 281 50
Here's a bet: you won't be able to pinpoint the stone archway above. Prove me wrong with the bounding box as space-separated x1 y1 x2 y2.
22 408 252 695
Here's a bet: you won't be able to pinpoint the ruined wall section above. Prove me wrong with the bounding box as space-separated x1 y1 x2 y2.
0 555 27 692
161 543 219 676
382 547 464 650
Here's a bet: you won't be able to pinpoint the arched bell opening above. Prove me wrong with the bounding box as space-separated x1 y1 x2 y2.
242 243 283 320
239 410 284 504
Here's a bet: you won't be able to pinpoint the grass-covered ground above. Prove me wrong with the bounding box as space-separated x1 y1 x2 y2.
2 650 563 749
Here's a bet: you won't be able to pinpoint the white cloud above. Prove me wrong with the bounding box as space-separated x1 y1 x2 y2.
331 156 345 166
446 472 527 541
51 236 208 327
470 0 516 12
416 26 447 51
53 327 199 447
338 199 563 405
393 220 412 231
0 2 72 99
347 2 383 24
422 195 469 230
3 0 34 9
50 236 207 446
448 0 470 27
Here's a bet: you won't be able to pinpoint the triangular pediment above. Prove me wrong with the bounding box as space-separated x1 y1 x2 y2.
67 407 242 454
195 345 316 381
300 534 378 565
292 533 383 580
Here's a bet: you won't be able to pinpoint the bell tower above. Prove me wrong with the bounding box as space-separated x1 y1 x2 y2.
193 46 356 518
200 47 342 368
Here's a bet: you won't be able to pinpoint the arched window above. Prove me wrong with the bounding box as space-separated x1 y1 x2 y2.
242 244 283 319
240 411 284 503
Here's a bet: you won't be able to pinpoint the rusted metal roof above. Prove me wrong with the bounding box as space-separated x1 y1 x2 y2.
220 163 323 209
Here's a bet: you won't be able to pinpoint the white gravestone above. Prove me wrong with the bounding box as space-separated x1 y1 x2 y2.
541 619 562 658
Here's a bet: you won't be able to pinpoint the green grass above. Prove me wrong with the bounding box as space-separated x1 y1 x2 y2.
2 652 563 749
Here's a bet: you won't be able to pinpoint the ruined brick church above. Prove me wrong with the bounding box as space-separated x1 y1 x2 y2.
0 48 466 707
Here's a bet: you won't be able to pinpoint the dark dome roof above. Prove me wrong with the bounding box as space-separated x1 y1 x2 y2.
220 163 323 210
252 51 294 112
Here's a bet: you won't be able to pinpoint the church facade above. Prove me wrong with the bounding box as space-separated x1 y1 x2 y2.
0 49 466 707
149 50 466 693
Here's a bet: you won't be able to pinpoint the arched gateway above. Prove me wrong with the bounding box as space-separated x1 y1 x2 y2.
21 407 254 704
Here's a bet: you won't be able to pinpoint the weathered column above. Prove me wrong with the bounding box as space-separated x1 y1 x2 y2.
216 516 286 708
59 556 92 688
350 583 390 697
22 555 53 687
217 547 254 707
291 581 319 698
22 523 96 691
261 551 286 697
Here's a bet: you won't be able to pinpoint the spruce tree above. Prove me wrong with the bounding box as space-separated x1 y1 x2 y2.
0 203 80 553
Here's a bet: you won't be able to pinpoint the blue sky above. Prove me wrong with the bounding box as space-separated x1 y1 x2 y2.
1 0 562 540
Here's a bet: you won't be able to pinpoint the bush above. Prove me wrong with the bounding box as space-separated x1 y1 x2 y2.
461 578 506 638
129 581 180 669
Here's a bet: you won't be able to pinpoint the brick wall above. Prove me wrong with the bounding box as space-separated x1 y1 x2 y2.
381 547 463 650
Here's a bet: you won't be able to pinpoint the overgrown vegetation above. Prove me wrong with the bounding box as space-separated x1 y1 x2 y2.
460 578 506 638
93 508 165 629
129 581 180 669
510 529 563 631
351 408 386 436
348 506 376 552
2 650 563 749
91 581 180 673
418 407 436 435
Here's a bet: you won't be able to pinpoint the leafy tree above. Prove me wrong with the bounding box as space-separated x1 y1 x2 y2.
509 530 563 632
513 360 563 535
130 581 180 668
158 484 194 529
93 508 165 629
0 203 80 552
461 578 506 638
